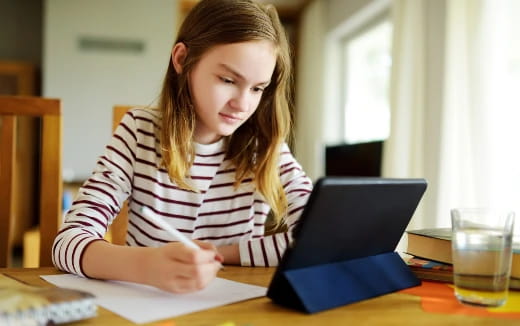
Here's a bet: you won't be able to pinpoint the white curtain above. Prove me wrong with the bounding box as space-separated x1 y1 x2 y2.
385 0 520 234
439 0 520 231
294 0 327 181
382 0 428 230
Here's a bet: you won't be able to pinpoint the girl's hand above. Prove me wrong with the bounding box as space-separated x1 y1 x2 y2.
141 241 223 293
217 243 240 265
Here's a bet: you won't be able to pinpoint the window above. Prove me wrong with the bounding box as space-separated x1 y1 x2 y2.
341 17 392 144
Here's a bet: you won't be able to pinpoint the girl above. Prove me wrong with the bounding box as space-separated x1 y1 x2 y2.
53 0 313 294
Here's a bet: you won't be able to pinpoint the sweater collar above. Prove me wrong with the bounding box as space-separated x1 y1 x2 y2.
194 137 226 155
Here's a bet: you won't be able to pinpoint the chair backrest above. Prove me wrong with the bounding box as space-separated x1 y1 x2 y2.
0 96 62 267
107 105 134 245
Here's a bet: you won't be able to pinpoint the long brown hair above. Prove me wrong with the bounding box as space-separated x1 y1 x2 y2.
158 0 292 221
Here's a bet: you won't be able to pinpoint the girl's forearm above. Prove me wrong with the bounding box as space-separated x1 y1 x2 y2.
81 240 153 283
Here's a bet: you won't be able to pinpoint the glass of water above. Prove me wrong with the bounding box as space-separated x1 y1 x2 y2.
451 208 515 307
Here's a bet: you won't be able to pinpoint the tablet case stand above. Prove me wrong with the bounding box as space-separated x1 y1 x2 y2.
268 251 420 313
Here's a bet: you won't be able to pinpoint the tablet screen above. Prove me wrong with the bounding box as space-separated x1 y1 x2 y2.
274 177 427 271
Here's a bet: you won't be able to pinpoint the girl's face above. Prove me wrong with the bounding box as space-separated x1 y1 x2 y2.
189 40 277 144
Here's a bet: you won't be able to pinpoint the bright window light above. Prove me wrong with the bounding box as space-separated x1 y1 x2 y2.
343 19 392 144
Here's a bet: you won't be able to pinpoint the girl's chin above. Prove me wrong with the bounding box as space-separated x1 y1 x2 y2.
218 125 241 136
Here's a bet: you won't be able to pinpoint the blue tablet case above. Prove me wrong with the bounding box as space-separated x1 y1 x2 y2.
266 177 427 313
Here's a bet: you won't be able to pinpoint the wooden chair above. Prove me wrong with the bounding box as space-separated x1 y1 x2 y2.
0 96 62 267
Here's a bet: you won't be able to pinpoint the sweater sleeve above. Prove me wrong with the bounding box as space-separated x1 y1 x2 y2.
52 111 138 276
238 143 313 267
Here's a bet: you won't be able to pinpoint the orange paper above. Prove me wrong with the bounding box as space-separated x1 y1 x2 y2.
400 281 520 319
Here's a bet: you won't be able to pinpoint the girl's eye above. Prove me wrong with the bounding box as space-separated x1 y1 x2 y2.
252 86 265 93
220 76 234 84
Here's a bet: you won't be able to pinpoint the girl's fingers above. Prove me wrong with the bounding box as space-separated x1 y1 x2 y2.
173 259 221 279
163 242 217 264
196 240 216 251
166 261 221 292
196 241 225 263
150 242 222 293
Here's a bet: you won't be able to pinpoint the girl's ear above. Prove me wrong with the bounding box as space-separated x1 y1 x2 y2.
171 42 188 73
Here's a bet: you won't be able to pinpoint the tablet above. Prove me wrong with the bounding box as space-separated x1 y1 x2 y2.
267 177 427 304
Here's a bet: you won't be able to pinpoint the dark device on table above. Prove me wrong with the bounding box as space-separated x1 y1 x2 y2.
267 177 427 313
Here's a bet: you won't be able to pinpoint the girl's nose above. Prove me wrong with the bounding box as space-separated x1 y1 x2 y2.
229 90 249 112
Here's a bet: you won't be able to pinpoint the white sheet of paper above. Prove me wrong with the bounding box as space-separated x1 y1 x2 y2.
41 274 266 324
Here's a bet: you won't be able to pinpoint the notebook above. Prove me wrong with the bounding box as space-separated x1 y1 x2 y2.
267 177 427 311
0 273 97 325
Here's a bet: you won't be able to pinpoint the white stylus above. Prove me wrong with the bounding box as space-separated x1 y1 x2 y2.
140 206 200 250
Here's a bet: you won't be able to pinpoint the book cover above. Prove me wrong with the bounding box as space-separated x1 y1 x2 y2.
405 256 520 290
406 228 452 264
406 228 520 280
0 274 97 325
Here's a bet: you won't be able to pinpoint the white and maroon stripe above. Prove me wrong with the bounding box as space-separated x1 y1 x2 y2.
53 108 313 276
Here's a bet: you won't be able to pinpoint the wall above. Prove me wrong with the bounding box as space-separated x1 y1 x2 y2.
326 0 373 32
43 0 177 181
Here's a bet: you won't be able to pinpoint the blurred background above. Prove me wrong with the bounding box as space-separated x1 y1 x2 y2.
2 0 520 261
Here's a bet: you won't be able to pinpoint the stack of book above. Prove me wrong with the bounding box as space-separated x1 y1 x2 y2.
405 228 520 289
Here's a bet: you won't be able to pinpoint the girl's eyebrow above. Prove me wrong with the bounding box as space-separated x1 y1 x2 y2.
218 63 271 86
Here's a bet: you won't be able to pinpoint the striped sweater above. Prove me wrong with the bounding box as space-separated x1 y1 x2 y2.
52 108 313 276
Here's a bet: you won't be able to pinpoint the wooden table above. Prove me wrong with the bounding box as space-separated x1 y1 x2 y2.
1 266 517 325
